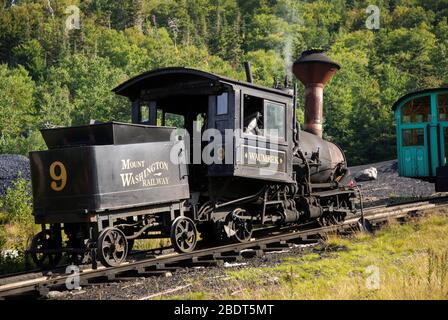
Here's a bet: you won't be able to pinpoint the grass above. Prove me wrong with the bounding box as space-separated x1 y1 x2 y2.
0 216 38 274
0 178 40 274
167 210 448 300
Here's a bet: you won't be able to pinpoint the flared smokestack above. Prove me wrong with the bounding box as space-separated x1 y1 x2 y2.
292 50 340 137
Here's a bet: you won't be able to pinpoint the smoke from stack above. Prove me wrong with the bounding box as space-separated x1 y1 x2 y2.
292 50 340 138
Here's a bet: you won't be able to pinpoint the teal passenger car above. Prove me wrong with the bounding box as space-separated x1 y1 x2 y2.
394 88 448 191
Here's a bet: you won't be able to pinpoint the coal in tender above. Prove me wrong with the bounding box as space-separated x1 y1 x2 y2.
0 154 31 197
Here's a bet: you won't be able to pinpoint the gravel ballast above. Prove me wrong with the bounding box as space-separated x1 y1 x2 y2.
348 159 437 205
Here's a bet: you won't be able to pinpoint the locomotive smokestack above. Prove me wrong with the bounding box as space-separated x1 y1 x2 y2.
292 50 340 138
244 62 253 83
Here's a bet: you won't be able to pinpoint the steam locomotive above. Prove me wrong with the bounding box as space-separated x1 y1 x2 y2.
29 50 358 268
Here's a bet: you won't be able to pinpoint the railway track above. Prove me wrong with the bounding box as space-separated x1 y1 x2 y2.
1 196 447 300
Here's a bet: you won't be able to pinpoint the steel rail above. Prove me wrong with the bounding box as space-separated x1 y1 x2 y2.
1 196 447 299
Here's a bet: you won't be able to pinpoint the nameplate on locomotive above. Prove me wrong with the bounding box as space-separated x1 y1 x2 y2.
241 146 286 172
120 159 170 188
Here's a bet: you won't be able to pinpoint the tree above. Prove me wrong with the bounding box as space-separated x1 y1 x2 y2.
12 39 46 79
0 0 447 165
244 13 289 51
0 64 35 136
245 50 284 86
48 55 128 125
376 24 438 88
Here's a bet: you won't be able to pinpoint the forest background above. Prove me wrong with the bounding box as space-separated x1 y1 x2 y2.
1 0 448 164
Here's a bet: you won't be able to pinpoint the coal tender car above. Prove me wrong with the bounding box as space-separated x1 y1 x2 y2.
29 50 358 268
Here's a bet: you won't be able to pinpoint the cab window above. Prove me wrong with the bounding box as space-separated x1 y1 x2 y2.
243 94 286 141
265 101 285 140
137 101 156 125
164 112 185 128
243 94 264 136
141 105 150 123
216 93 228 115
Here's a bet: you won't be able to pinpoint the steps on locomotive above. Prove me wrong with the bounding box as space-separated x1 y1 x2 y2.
29 122 189 223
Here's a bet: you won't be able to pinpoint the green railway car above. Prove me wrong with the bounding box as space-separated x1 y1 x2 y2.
394 88 448 191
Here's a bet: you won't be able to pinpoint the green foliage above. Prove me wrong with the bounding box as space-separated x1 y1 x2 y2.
0 178 38 272
0 226 6 250
0 131 47 155
245 50 284 86
0 177 37 275
0 64 35 136
11 39 46 79
0 1 447 165
244 13 289 51
49 54 129 124
2 177 33 226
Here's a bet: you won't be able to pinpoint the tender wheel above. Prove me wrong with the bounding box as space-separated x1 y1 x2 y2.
30 230 62 268
170 216 197 253
97 227 128 267
225 208 253 243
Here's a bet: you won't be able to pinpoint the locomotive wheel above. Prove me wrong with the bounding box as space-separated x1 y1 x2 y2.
97 227 128 267
30 231 62 268
226 208 253 243
170 216 197 253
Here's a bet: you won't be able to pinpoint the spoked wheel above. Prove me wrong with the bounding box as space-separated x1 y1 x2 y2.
97 227 128 267
170 216 197 253
225 208 253 243
30 230 62 268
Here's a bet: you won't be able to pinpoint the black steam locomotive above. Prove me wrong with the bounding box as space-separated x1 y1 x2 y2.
29 50 358 267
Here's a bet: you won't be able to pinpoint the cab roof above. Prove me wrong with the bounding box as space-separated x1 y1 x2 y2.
113 67 293 100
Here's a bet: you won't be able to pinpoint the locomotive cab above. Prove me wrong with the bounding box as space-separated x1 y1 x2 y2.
113 68 296 197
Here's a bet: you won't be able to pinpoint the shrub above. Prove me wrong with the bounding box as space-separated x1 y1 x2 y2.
0 226 6 250
0 177 36 268
0 131 46 155
3 177 33 226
